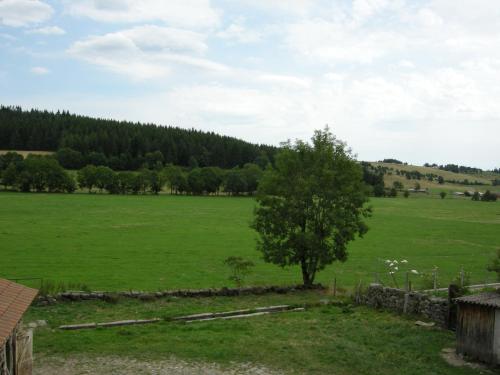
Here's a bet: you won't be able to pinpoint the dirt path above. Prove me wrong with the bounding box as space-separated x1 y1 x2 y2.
34 355 284 375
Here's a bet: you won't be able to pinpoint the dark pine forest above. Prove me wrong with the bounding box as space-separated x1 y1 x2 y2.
0 106 276 170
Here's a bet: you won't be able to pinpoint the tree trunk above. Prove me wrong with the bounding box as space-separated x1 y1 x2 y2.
301 260 313 287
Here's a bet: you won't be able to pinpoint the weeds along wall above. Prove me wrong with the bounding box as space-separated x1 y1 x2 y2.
362 283 449 327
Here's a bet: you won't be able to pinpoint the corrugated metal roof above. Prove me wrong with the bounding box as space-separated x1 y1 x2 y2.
0 279 38 347
455 292 500 308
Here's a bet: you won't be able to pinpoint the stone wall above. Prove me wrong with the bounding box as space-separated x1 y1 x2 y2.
37 284 325 305
362 283 449 327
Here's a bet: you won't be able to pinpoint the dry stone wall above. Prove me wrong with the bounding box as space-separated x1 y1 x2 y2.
37 284 325 305
363 283 449 327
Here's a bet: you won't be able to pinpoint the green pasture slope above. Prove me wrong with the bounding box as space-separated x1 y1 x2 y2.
0 192 498 291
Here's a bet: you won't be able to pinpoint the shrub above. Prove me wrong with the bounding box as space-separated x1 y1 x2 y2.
39 280 90 296
419 273 436 290
224 256 255 287
103 293 121 304
487 249 500 281
392 181 403 190
388 187 398 197
439 191 446 199
481 190 498 202
451 270 471 294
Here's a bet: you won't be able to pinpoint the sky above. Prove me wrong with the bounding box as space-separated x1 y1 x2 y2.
0 0 499 169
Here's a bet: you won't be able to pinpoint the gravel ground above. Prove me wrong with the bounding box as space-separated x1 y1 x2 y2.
34 355 284 375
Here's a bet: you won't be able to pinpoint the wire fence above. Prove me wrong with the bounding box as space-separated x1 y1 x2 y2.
326 262 498 294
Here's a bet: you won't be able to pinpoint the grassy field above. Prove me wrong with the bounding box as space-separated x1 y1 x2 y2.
25 291 481 375
1 192 498 291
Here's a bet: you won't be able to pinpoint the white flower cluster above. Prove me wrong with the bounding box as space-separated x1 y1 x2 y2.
384 259 418 275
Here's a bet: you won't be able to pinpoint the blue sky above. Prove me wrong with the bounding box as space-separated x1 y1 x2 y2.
0 0 499 169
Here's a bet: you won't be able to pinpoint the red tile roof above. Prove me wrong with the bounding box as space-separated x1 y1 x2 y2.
0 279 38 346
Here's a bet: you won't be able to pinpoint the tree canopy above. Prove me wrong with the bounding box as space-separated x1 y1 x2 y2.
252 128 371 286
0 105 276 170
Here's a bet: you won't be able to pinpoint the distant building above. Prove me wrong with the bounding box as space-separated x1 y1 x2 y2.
407 188 428 193
0 279 38 375
467 191 484 196
455 293 500 365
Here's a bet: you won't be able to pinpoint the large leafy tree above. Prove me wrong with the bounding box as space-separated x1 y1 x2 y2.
252 128 371 286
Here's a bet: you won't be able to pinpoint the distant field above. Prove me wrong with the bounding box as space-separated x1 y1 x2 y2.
371 161 500 194
0 150 54 157
0 192 499 291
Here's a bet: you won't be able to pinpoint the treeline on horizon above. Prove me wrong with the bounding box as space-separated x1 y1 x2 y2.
0 151 263 195
1 151 396 197
0 106 276 170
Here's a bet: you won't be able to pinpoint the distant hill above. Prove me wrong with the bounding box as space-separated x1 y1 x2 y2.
371 161 499 193
0 106 276 170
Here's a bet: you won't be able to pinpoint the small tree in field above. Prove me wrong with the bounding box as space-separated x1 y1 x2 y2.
224 256 255 287
481 190 498 202
392 181 403 190
439 191 446 199
252 127 370 286
77 165 98 192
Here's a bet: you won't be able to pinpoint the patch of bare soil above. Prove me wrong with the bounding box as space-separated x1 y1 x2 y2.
34 355 284 375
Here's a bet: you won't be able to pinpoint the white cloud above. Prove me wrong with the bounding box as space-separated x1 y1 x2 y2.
257 74 310 88
397 60 415 69
0 0 53 27
352 0 394 24
67 25 228 79
27 26 66 35
237 0 317 17
286 19 405 64
30 66 49 75
416 8 443 28
216 20 262 44
65 0 220 29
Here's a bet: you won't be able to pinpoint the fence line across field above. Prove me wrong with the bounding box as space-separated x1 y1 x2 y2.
4 267 496 296
331 266 497 293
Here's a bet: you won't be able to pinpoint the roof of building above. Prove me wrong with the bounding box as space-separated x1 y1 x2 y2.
455 292 500 308
0 279 38 347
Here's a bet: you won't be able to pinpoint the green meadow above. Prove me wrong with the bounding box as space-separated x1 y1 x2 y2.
25 292 480 375
0 192 498 291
